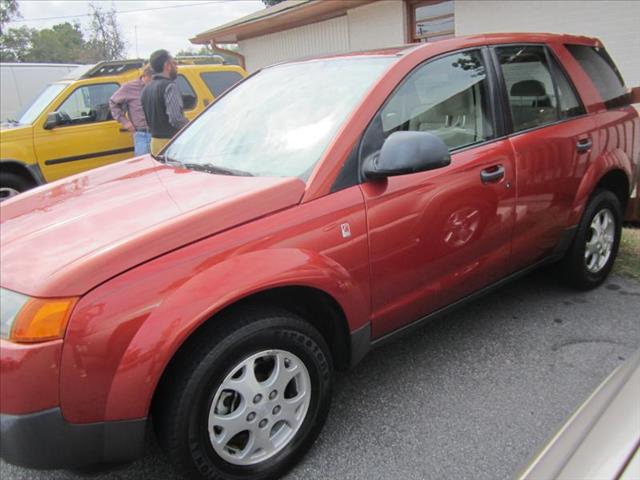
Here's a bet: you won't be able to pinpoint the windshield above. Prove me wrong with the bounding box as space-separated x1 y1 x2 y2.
16 83 67 124
164 57 393 179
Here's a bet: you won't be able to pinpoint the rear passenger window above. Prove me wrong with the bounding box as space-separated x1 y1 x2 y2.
364 49 494 154
176 75 197 110
566 44 629 109
496 45 559 132
200 71 243 97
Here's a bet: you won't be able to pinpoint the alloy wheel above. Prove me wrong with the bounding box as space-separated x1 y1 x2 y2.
207 349 311 466
584 208 615 273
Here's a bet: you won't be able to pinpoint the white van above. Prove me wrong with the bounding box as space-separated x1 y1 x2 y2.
0 63 81 122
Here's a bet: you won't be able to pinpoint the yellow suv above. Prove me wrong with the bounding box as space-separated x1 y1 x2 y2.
0 59 247 200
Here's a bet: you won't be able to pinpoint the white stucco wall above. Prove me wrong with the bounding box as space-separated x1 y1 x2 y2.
239 1 406 72
455 0 640 87
347 0 406 52
239 15 350 72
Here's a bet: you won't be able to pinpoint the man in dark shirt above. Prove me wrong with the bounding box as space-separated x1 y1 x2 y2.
141 50 188 156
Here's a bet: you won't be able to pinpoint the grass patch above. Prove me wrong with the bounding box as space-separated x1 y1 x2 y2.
615 227 640 280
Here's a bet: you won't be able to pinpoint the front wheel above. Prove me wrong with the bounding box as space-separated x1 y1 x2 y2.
155 307 333 480
0 172 33 202
560 189 622 290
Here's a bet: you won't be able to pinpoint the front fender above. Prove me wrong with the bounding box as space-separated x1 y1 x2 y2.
0 127 36 166
61 248 369 423
568 147 632 226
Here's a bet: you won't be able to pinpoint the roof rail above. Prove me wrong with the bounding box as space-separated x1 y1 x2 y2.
79 55 227 78
81 59 146 78
175 55 225 65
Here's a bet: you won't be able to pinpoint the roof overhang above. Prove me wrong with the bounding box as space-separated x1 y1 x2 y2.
191 0 375 45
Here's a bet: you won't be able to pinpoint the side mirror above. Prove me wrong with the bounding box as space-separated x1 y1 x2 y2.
630 86 640 104
363 131 451 179
43 112 59 130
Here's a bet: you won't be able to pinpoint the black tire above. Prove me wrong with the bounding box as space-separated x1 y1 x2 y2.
560 189 622 290
0 171 34 201
154 306 333 480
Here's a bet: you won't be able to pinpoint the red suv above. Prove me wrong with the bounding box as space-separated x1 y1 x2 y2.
1 33 638 480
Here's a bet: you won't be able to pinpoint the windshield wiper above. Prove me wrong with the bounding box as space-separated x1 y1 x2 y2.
181 163 254 177
154 153 183 167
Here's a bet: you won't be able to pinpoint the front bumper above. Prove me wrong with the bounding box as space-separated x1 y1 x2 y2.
0 408 147 469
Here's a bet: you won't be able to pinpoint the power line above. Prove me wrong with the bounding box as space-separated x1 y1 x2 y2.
9 1 224 23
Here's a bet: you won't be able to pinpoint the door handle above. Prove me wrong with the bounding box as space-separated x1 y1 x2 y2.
480 164 505 183
576 138 592 153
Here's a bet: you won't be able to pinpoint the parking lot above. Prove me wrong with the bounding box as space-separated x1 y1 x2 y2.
2 269 638 480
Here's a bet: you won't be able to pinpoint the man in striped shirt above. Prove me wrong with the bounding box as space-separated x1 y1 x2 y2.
141 50 189 156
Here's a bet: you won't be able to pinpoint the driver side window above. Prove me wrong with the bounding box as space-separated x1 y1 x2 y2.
362 49 494 162
57 83 119 126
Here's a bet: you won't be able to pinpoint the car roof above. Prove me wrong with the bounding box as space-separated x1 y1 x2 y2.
281 32 600 65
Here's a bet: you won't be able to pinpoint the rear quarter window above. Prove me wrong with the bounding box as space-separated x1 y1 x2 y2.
176 75 197 110
566 44 629 109
200 71 244 97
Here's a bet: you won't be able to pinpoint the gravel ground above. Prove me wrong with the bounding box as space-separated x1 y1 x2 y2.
2 270 639 480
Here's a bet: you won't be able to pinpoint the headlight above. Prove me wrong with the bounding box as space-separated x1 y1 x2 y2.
0 288 78 343
0 288 29 338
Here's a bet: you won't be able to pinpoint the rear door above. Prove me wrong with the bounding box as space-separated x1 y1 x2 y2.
363 48 517 338
492 44 598 273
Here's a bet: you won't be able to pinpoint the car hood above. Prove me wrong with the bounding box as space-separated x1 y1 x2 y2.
0 156 306 297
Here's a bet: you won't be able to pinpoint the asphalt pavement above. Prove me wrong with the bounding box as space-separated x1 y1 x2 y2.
2 270 639 480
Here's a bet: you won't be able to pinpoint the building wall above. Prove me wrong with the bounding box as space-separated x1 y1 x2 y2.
455 0 640 87
239 15 350 72
347 0 406 52
239 1 405 71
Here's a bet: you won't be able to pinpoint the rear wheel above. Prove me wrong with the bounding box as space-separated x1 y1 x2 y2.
155 307 333 480
560 189 622 290
0 171 33 202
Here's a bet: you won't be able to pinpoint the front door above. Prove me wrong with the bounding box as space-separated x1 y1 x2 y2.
362 49 517 338
34 82 133 182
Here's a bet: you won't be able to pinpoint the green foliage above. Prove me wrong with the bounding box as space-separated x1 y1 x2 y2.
0 24 31 61
0 2 125 63
26 22 85 63
0 0 20 35
176 45 241 66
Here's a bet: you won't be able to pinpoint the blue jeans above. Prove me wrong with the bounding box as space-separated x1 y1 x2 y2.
134 131 152 156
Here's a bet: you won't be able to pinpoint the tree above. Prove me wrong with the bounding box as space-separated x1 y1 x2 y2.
0 3 127 63
176 45 241 66
25 22 85 63
0 0 20 35
262 0 285 6
83 2 126 62
0 25 32 61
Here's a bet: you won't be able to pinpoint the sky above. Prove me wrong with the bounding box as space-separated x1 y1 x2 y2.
6 0 265 58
